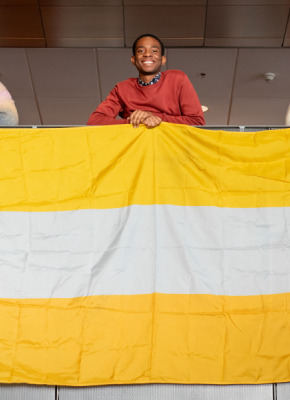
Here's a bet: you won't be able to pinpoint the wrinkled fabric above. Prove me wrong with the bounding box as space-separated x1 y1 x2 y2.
0 123 290 386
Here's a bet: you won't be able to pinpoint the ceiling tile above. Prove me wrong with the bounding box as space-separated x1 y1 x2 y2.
0 0 38 4
124 6 206 45
204 38 283 46
0 38 46 47
126 38 204 47
46 38 124 47
0 6 44 38
205 6 289 38
38 97 100 125
198 96 230 125
0 49 34 97
97 48 135 99
284 16 290 46
124 0 206 4
14 97 42 125
26 48 100 98
208 0 290 4
233 49 290 98
167 48 237 98
229 97 290 125
162 38 203 46
41 6 124 39
40 0 121 4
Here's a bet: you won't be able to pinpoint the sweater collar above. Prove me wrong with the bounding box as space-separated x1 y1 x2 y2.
138 72 161 86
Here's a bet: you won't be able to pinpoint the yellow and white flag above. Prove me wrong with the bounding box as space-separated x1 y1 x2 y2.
0 123 290 386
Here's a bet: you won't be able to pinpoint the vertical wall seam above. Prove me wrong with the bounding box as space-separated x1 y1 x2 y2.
37 0 47 48
282 7 290 47
122 0 127 48
203 0 209 47
95 48 103 102
24 49 44 125
227 48 239 125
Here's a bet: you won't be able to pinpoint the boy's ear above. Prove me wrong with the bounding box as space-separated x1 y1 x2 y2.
161 55 166 66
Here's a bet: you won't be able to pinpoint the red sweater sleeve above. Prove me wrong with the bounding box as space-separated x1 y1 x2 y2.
87 87 129 126
160 74 205 126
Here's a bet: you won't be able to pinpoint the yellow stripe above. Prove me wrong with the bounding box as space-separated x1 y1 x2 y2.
1 292 290 385
0 124 290 211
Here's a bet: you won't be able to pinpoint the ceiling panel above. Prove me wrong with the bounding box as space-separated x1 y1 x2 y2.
198 97 230 125
0 38 45 47
26 48 100 98
41 6 124 45
205 36 287 48
158 38 204 46
0 0 38 6
38 97 99 125
97 48 135 100
0 0 38 4
126 38 203 46
14 97 42 125
233 49 290 98
208 0 290 4
0 6 44 45
205 38 283 46
229 97 289 125
124 0 206 4
205 6 289 40
167 48 237 98
0 49 34 97
40 0 121 4
46 38 124 47
124 6 206 47
0 2 288 48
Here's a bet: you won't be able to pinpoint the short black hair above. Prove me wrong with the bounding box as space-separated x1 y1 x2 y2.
132 34 165 56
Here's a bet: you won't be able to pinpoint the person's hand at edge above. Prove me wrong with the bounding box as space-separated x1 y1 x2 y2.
128 110 153 128
143 115 162 128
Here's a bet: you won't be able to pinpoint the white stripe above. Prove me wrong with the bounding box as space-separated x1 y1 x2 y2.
0 205 290 298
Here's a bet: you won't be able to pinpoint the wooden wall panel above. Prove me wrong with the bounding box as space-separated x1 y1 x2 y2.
41 6 124 47
26 48 100 98
233 49 290 98
124 5 206 47
205 5 289 47
0 6 45 47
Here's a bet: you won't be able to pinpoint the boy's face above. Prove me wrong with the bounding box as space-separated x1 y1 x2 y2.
131 36 166 77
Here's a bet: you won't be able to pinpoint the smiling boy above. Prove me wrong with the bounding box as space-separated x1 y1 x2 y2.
87 34 205 128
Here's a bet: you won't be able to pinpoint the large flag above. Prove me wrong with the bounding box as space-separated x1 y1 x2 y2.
0 123 290 386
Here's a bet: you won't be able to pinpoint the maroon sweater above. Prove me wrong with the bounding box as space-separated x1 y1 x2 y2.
87 70 205 126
